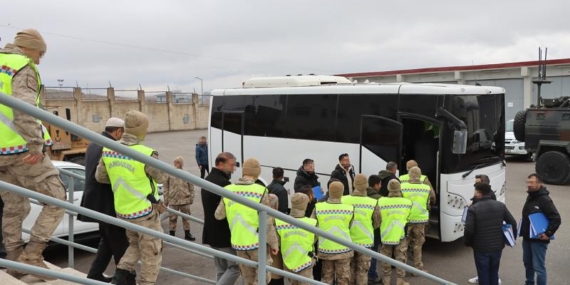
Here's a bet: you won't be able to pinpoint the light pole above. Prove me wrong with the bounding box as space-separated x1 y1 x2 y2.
195 77 203 95
57 79 64 91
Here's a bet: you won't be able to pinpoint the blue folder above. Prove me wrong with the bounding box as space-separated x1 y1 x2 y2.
312 186 323 200
529 212 555 240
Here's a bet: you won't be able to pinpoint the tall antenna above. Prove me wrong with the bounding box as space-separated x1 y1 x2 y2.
532 47 552 108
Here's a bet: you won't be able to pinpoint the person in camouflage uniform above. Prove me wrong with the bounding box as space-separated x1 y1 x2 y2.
164 156 196 241
95 110 167 285
0 29 66 281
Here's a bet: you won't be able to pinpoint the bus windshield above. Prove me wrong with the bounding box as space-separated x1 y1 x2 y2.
441 94 505 173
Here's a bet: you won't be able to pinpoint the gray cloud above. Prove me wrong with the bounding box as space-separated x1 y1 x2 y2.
2 0 569 92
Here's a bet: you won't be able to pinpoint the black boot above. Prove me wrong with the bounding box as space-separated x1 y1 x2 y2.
169 231 175 236
111 268 129 285
125 271 137 285
184 230 196 241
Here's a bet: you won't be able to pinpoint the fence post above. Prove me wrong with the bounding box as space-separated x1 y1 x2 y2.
68 176 75 268
258 210 267 285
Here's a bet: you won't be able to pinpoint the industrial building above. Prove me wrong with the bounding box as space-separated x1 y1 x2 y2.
338 58 570 120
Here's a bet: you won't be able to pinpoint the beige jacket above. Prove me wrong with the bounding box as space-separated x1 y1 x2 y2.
164 172 194 206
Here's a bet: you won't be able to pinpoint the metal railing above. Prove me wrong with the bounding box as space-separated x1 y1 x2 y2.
0 92 457 285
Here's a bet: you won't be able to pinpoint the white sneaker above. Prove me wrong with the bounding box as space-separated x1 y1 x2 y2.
499 278 502 284
468 276 478 284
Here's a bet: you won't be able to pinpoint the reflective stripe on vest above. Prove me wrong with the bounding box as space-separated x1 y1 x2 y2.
398 174 427 184
102 144 157 219
275 217 317 272
223 183 267 251
400 182 431 223
314 202 354 254
378 197 412 245
0 53 52 154
341 195 377 247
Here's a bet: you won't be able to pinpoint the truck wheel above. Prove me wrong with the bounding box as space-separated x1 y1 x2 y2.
68 156 86 166
536 151 570 185
514 110 527 142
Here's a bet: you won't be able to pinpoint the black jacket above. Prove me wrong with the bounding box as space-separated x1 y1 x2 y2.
201 168 232 248
378 170 398 197
330 164 355 195
294 167 320 192
520 187 561 243
78 132 117 222
464 197 517 252
267 180 289 214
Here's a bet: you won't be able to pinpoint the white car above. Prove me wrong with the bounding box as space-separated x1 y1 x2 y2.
504 119 532 159
22 161 164 242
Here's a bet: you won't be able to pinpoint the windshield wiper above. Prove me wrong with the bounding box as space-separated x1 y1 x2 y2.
462 157 503 178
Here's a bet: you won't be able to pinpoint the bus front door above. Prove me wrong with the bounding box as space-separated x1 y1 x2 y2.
359 115 403 177
221 111 244 180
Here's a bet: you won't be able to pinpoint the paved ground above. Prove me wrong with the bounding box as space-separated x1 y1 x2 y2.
45 130 570 285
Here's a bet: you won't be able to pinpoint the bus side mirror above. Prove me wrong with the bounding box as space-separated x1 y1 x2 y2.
452 129 467 154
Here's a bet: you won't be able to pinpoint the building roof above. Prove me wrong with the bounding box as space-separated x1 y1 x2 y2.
337 58 570 78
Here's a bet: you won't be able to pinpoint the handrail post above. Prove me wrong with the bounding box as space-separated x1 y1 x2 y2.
258 210 267 285
68 176 75 268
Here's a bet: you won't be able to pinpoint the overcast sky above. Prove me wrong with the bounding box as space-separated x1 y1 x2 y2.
2 0 569 94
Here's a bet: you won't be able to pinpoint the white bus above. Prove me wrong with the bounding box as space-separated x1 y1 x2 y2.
208 75 506 242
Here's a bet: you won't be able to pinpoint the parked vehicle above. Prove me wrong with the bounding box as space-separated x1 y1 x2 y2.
504 119 531 159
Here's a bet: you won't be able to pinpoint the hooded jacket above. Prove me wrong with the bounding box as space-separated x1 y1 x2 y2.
520 187 561 243
293 166 320 192
378 170 398 197
330 164 355 195
267 179 289 214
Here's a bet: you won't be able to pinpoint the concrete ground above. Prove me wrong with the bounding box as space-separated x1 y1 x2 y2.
45 130 570 285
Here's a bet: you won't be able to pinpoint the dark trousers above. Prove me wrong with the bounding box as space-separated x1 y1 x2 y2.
200 165 210 179
368 228 381 280
473 250 502 285
0 197 6 259
87 222 130 280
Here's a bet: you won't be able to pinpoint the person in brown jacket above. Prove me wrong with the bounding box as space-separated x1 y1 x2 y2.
164 156 196 241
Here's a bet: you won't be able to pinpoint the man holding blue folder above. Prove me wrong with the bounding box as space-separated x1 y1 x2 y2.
520 174 561 285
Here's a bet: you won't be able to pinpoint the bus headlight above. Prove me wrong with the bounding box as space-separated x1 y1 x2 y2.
447 193 468 209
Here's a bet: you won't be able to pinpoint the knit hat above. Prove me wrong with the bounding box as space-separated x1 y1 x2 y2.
242 158 261 179
409 166 422 181
353 174 368 191
328 181 344 199
388 179 401 193
406 160 418 171
14 29 47 53
124 110 149 140
290 193 309 216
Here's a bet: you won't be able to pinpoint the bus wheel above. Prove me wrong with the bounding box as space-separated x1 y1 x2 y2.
536 151 570 185
68 156 86 166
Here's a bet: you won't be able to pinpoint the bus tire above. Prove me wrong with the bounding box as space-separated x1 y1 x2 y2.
514 110 527 142
536 151 570 185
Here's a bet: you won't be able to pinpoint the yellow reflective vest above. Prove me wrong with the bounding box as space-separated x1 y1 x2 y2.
378 197 412 245
0 53 52 154
399 174 428 184
275 217 317 273
341 195 377 248
314 202 354 254
401 182 431 224
102 144 158 219
223 183 267 250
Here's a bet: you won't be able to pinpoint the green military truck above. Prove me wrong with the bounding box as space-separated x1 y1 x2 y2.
514 96 570 184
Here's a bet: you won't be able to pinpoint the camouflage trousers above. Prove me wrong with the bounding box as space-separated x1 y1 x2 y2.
380 238 409 278
407 223 426 270
287 264 314 285
0 154 65 252
322 258 351 285
350 251 371 285
168 204 191 231
118 210 163 285
236 248 273 285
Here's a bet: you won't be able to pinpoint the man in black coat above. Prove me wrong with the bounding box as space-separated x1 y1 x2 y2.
201 152 241 285
378 161 399 197
294 158 320 192
520 173 561 285
464 183 517 285
77 118 134 283
267 167 289 214
330 153 355 195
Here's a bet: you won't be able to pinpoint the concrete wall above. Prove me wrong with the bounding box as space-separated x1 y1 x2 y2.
41 87 210 134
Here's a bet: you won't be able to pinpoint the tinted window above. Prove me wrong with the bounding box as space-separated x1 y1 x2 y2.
210 97 223 129
399 94 440 117
441 94 505 173
286 94 337 141
336 94 398 143
60 168 85 192
244 95 287 137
